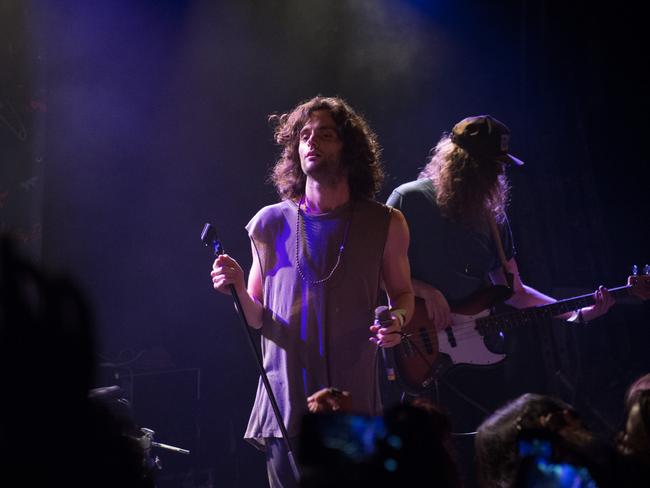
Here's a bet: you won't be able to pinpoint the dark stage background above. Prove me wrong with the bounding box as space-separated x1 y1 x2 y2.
2 1 649 486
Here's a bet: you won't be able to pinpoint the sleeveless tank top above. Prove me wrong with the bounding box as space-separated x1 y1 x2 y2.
243 198 392 447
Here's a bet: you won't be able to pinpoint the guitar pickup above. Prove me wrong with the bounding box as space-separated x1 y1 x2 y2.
418 328 434 354
445 326 457 348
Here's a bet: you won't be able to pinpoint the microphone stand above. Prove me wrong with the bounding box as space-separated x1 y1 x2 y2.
201 223 300 483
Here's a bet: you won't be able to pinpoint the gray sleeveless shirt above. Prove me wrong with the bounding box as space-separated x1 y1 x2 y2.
243 198 392 448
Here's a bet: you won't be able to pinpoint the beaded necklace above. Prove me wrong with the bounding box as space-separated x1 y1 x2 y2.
295 196 352 285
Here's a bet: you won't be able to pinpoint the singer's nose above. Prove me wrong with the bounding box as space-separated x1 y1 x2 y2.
307 133 318 148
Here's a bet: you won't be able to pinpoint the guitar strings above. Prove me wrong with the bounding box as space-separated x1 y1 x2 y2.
403 318 497 344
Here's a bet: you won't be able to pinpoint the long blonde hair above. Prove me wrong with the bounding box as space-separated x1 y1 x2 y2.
419 135 510 224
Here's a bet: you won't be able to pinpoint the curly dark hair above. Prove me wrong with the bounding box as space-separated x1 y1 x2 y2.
624 373 650 412
475 393 579 488
419 135 510 225
269 96 384 201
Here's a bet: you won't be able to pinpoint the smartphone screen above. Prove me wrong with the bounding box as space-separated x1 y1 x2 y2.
518 457 597 488
516 436 598 488
301 413 387 464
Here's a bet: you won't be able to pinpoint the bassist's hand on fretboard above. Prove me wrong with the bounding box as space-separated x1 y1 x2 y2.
570 285 615 323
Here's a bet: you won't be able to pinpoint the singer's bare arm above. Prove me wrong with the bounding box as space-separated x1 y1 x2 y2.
370 209 414 348
211 242 263 328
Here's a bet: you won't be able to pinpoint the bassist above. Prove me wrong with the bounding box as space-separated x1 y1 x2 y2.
386 115 614 410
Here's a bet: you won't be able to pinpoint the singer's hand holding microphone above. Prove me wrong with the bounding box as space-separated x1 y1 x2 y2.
211 254 246 295
369 305 404 348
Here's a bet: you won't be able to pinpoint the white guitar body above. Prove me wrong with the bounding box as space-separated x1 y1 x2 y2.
436 310 506 366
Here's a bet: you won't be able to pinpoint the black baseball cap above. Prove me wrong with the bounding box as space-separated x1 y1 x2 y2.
451 115 524 166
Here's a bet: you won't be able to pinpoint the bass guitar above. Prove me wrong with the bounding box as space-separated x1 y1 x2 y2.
393 273 650 393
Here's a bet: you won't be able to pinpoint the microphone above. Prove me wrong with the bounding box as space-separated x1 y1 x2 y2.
201 223 223 256
374 305 397 382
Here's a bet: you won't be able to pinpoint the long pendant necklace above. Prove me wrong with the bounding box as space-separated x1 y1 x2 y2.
295 196 352 285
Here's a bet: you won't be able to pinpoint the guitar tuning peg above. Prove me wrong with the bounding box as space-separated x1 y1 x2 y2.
644 264 650 276
631 264 638 276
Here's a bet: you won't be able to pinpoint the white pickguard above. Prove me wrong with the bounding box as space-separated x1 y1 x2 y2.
436 310 506 366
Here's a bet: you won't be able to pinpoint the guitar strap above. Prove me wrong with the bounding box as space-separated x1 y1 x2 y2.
488 213 514 291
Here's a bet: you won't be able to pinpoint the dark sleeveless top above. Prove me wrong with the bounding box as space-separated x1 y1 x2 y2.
243 199 392 447
387 178 515 302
